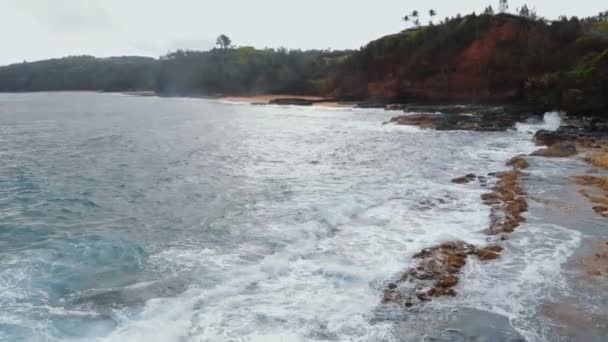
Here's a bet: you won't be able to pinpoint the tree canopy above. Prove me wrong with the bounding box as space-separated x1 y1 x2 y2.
216 35 232 49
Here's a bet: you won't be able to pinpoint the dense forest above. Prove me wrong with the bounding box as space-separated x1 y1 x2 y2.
0 3 607 114
0 56 158 92
157 48 352 96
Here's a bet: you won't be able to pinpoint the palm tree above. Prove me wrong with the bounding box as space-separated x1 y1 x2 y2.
403 14 410 25
429 9 437 24
411 10 420 27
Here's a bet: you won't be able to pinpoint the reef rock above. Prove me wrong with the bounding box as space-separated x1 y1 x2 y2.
507 156 530 169
452 174 477 184
531 142 577 158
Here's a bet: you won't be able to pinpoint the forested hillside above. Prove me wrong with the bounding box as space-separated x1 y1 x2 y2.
0 6 607 115
0 56 159 92
327 12 608 114
157 48 352 96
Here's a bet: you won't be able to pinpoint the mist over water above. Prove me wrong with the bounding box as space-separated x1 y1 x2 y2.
0 93 581 341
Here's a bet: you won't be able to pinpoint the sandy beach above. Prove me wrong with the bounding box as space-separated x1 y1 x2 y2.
220 94 356 107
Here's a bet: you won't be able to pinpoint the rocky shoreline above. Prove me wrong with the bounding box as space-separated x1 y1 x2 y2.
383 111 608 309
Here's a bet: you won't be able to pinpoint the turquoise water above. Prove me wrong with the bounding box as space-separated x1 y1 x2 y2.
0 93 595 341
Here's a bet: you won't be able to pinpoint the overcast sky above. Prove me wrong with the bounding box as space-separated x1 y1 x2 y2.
0 0 604 65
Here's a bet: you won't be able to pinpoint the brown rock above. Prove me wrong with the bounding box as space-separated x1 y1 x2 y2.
593 206 608 217
475 248 502 261
532 130 567 146
445 254 467 268
436 274 459 288
507 156 530 169
586 153 608 169
531 142 577 158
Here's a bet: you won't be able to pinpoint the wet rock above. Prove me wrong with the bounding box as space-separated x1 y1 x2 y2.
388 114 443 129
483 170 528 235
586 152 608 169
572 176 608 192
436 274 459 288
269 98 315 106
580 242 608 278
385 241 477 305
481 192 501 205
385 104 407 111
531 142 577 158
475 246 504 261
383 288 403 303
593 206 608 217
452 174 477 184
428 287 457 297
533 130 566 146
388 106 541 131
507 156 530 169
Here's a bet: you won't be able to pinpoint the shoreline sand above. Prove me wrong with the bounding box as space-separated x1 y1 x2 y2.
220 94 357 107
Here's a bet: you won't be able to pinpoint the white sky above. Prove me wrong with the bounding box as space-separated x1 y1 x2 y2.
0 0 604 65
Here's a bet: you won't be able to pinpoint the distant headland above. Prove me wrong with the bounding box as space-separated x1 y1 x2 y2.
1 3 607 116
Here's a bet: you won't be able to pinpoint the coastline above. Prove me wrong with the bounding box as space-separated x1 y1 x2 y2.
219 94 357 107
385 111 608 339
120 91 358 108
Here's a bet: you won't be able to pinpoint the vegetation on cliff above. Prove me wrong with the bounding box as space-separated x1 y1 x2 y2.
0 56 158 92
329 9 608 114
0 3 607 115
157 47 351 96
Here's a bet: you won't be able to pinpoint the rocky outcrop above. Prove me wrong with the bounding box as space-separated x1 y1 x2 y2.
531 142 577 157
533 130 568 146
476 245 504 261
384 164 530 307
533 117 608 148
383 242 510 306
269 98 316 106
452 174 478 184
387 107 541 132
507 156 530 169
593 206 608 217
483 170 528 235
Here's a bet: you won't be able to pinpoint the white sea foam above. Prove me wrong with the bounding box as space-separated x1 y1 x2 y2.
458 223 582 341
515 111 563 134
95 139 516 342
0 95 583 342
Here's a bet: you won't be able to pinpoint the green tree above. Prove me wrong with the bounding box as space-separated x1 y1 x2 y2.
216 35 232 49
483 5 494 15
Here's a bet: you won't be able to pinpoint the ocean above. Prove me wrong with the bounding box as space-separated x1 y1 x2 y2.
0 92 604 341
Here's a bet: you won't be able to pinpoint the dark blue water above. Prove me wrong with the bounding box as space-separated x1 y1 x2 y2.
0 93 596 341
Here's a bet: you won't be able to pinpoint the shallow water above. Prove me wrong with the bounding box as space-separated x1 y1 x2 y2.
0 93 596 341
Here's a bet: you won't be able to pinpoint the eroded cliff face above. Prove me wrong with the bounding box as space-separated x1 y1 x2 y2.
331 14 608 110
399 20 522 101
